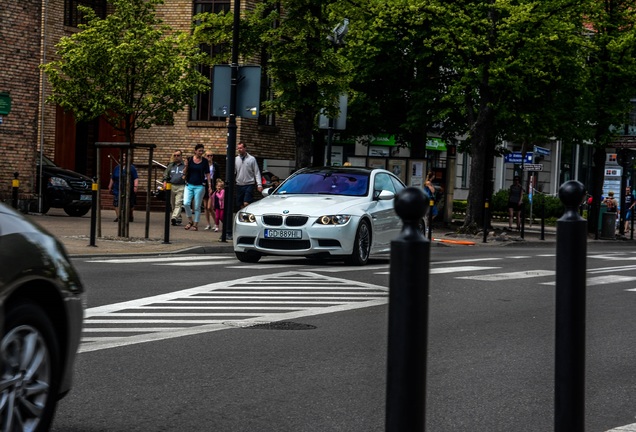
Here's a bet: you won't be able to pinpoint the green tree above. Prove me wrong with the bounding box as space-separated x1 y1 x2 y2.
43 0 209 236
575 0 636 233
193 1 352 169
44 0 209 144
339 0 587 227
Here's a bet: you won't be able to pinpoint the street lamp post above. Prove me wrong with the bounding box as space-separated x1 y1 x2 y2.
221 0 241 242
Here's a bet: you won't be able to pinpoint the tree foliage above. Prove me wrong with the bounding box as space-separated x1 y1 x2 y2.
193 1 352 168
43 0 210 144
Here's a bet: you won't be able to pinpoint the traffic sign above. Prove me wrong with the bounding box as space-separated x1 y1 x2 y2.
504 152 533 164
0 92 11 115
534 146 550 156
523 164 543 171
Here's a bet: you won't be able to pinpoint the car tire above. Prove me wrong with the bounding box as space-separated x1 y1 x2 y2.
235 251 262 263
63 206 90 217
1 301 61 432
346 220 371 266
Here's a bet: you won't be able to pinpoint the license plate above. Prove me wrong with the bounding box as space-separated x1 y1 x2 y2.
264 229 301 239
80 194 92 201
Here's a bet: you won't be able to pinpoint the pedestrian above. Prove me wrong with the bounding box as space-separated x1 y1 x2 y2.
508 176 524 230
182 143 210 231
204 151 220 230
624 186 635 232
108 161 139 222
603 191 618 213
235 142 263 209
162 149 186 226
423 171 436 233
211 178 225 233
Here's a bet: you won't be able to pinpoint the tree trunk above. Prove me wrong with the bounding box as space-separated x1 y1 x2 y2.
293 104 317 169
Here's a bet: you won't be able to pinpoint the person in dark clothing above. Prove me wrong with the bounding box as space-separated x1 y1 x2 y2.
508 176 524 230
182 143 210 231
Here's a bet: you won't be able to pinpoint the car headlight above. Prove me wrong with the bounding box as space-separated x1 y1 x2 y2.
316 215 351 225
237 212 256 223
49 177 70 188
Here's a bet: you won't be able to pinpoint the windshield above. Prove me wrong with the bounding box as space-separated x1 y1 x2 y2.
275 171 370 196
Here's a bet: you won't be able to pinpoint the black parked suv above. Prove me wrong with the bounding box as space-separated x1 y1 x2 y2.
36 155 93 217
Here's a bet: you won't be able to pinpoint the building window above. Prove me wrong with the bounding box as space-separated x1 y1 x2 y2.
191 0 231 122
64 0 107 28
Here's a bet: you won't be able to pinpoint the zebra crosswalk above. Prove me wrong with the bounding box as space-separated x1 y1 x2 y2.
79 251 636 353
80 271 388 353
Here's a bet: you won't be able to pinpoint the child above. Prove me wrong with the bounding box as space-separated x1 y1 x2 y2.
211 179 225 232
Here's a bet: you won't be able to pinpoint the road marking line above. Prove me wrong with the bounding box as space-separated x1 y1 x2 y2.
432 258 501 265
541 275 636 286
605 424 636 431
457 269 555 281
432 266 500 274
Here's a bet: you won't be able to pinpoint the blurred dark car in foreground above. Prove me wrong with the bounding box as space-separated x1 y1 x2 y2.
36 155 93 217
0 202 85 430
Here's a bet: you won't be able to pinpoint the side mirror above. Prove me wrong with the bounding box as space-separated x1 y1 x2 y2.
376 190 395 201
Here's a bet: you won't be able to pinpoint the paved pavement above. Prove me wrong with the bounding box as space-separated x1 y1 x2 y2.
27 208 233 257
27 207 633 258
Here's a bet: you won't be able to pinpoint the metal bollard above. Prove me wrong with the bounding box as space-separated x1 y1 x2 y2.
483 198 489 243
427 197 434 240
540 194 545 241
12 172 19 209
163 183 172 244
89 179 98 247
386 187 429 432
555 180 587 432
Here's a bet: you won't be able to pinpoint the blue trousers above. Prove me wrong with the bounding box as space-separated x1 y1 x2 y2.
183 184 205 223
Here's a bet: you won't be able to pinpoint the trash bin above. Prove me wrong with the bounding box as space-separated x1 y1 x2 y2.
601 211 616 239
598 203 607 231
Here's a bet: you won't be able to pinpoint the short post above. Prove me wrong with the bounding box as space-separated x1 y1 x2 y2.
386 187 429 432
520 202 525 239
540 194 545 241
427 196 434 240
89 179 98 247
483 198 489 243
555 180 587 432
12 172 19 209
163 183 172 244
631 210 634 240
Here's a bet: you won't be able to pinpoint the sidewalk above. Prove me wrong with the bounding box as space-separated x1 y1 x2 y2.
29 208 631 258
27 208 563 257
27 208 233 257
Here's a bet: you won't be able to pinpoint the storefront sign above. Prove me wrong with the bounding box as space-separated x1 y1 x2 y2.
426 137 447 151
0 92 11 116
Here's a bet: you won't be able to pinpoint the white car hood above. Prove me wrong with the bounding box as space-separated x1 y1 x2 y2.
245 194 368 215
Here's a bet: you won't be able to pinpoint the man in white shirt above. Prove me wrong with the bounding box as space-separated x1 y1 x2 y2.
235 142 263 209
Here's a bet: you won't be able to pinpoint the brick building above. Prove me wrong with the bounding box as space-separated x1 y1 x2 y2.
1 0 295 207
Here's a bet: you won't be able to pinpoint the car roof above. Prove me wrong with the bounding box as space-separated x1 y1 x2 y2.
294 166 378 176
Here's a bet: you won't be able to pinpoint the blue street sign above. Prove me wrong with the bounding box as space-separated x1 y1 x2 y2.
504 152 533 164
534 146 551 156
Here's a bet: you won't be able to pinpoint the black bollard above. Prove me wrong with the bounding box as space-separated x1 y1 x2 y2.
89 179 98 247
427 196 433 240
483 198 489 243
555 180 587 432
540 194 545 241
12 172 19 209
520 203 525 239
163 183 172 244
386 187 429 432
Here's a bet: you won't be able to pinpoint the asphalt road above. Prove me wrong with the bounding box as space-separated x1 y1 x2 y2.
50 245 636 431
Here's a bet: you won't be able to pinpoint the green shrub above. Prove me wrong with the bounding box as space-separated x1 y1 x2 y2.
452 191 565 219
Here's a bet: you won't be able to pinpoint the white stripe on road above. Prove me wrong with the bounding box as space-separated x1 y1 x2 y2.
432 258 501 265
375 265 500 275
457 269 555 281
605 423 636 431
541 275 636 286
